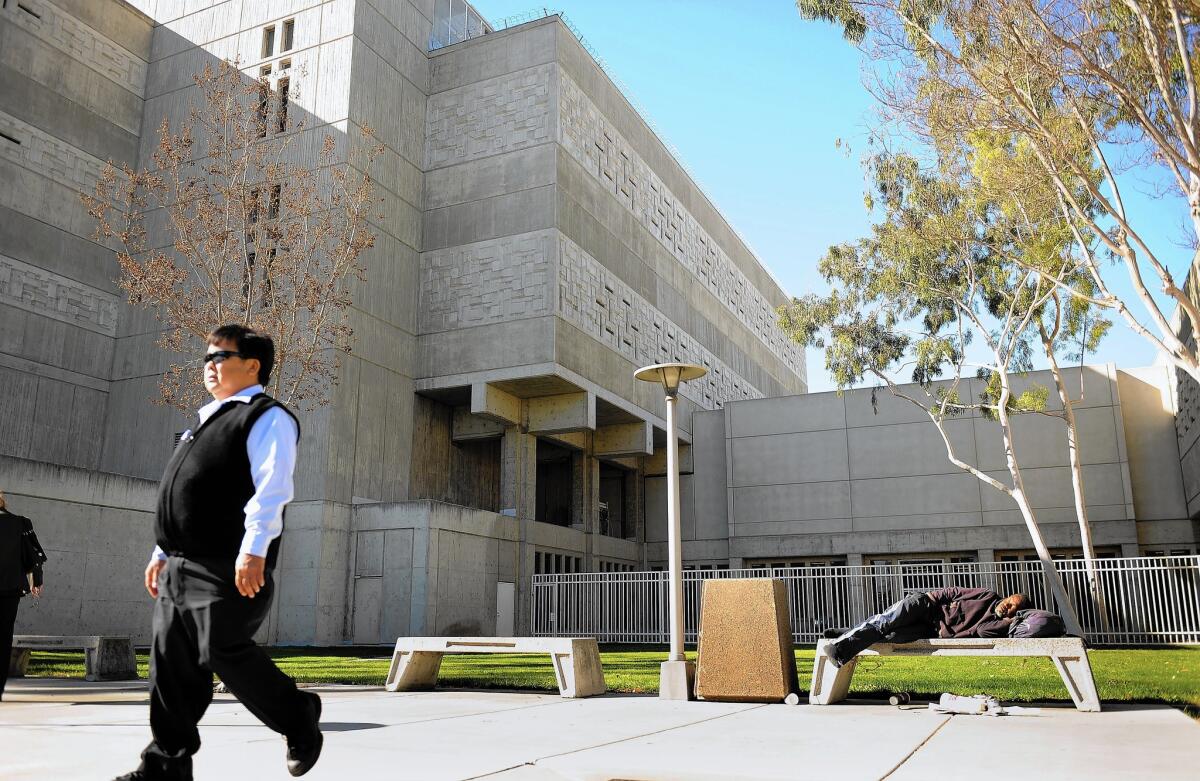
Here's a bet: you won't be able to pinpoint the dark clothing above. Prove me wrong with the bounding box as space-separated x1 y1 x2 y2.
0 510 45 596
139 556 309 775
139 391 311 780
0 509 45 701
927 586 1006 638
1 594 20 699
155 394 297 566
828 588 1012 664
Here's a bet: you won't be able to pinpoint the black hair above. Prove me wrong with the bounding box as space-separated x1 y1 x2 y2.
208 324 275 385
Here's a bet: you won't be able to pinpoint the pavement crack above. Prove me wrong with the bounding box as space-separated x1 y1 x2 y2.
519 704 769 772
876 714 951 781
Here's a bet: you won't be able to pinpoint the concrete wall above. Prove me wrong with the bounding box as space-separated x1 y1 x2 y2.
0 0 152 472
2 455 157 643
1174 257 1200 520
671 365 1198 566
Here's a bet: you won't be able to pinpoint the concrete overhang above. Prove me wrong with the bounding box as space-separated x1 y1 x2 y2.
414 363 693 445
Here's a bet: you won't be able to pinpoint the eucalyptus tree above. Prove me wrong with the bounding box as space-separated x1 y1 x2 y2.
780 150 1086 633
798 0 1200 386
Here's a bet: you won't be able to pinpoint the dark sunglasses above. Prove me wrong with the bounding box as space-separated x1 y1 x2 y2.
202 350 243 365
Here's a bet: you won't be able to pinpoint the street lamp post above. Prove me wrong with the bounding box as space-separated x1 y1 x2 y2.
634 362 707 701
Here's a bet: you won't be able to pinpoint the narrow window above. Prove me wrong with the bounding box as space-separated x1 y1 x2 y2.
268 184 281 219
248 187 261 224
261 25 275 58
18 2 40 19
256 82 269 137
279 58 291 73
261 247 276 305
281 19 294 52
276 78 289 133
0 130 20 145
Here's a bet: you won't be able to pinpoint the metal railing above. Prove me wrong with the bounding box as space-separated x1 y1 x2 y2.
530 557 1200 646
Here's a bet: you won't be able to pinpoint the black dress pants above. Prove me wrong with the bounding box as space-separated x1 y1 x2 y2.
0 594 20 700
829 592 938 662
139 556 309 778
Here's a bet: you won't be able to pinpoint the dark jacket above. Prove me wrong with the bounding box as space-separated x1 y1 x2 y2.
155 393 298 565
0 509 46 597
928 586 1007 638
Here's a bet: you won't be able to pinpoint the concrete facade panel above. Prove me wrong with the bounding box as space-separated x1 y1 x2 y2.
732 481 851 525
691 409 728 541
727 393 845 438
850 473 984 519
731 429 849 487
847 418 976 479
1118 367 1190 521
424 142 556 210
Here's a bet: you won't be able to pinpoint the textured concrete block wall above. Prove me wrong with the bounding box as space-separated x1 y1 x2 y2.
0 0 152 472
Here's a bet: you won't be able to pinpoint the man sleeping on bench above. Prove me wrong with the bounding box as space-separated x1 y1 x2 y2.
822 587 1031 668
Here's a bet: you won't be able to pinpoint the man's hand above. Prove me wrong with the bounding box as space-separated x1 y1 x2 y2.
235 553 267 598
145 559 166 598
30 585 43 598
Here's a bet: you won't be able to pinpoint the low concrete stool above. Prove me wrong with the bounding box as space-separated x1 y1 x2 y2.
385 637 606 698
11 636 138 682
694 578 798 702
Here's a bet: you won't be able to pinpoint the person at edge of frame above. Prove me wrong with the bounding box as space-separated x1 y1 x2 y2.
0 489 47 701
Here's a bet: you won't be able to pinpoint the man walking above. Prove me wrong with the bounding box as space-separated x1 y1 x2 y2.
117 325 321 780
823 586 1030 667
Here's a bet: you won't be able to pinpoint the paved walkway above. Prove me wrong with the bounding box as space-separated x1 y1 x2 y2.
1 679 1196 780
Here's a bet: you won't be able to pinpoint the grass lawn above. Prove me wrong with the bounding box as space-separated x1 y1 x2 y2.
23 645 1200 712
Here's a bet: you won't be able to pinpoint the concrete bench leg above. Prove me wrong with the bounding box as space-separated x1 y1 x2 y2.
551 639 606 698
1051 651 1101 713
9 648 30 679
385 650 444 692
85 638 137 682
809 639 856 705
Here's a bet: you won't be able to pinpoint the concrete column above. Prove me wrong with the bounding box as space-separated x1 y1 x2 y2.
502 426 537 631
571 445 599 569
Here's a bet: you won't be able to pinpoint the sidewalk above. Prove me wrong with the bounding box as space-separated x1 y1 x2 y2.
1 679 1196 780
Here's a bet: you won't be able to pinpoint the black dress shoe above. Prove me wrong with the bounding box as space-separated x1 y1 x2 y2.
113 756 192 781
286 691 323 777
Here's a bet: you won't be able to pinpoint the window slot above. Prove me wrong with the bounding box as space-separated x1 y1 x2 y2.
18 2 40 19
256 83 269 137
268 184 281 219
276 78 289 133
279 58 291 72
281 19 294 52
0 130 20 145
261 25 275 58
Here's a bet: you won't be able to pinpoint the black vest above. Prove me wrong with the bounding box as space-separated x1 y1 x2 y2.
155 393 299 565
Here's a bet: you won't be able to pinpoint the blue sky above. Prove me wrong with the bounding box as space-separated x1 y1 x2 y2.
469 0 1196 393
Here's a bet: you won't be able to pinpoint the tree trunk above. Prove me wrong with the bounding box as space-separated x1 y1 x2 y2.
995 371 1086 637
1046 352 1110 632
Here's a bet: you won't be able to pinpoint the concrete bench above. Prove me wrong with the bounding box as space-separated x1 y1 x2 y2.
9 635 138 682
810 637 1100 712
385 637 606 698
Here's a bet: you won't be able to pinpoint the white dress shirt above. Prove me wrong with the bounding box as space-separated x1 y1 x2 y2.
151 384 298 562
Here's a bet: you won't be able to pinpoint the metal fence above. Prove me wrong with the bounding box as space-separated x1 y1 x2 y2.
530 557 1200 645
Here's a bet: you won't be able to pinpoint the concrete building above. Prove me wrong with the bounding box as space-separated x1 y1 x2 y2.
1 0 1195 646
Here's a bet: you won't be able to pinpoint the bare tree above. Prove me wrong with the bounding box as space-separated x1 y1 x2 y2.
82 59 382 410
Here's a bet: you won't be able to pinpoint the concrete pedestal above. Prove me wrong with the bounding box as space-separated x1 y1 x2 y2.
658 659 695 701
